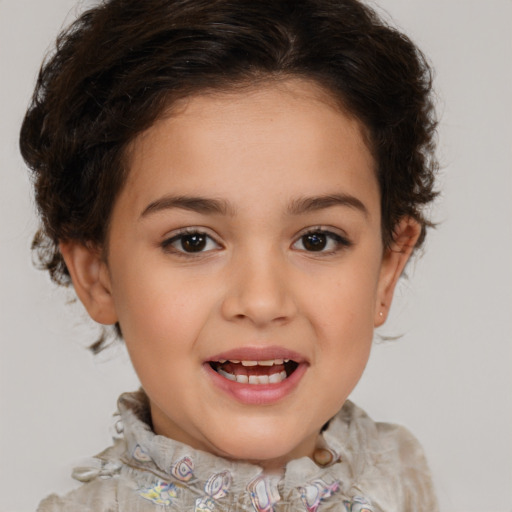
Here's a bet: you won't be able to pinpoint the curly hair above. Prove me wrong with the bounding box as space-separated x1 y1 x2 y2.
20 0 438 348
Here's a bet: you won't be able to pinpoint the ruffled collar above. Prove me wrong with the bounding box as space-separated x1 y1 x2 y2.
92 390 377 511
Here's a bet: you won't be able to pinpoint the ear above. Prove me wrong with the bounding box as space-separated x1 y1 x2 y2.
60 241 118 325
374 217 421 327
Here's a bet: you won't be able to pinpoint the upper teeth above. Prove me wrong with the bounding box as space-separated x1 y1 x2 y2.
218 359 285 366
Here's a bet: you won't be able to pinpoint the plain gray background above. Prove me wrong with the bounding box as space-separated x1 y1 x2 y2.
1 0 511 511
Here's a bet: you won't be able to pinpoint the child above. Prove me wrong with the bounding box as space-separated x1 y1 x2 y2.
20 0 439 510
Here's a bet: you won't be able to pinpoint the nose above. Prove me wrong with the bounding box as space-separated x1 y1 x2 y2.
221 249 297 327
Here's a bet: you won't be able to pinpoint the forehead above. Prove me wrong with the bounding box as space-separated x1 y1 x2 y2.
120 79 378 218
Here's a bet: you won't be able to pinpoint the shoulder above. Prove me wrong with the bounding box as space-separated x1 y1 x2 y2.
333 400 429 456
36 441 127 512
328 401 439 512
374 419 431 466
336 400 431 464
36 478 119 512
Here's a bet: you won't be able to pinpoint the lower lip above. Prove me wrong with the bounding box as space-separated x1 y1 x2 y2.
204 363 307 405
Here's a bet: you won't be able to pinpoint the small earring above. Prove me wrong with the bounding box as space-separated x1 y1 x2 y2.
379 311 384 318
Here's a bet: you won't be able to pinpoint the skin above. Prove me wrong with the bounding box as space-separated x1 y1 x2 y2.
61 79 420 470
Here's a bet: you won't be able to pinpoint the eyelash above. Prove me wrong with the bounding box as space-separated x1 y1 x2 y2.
292 228 352 254
161 228 221 257
161 227 352 257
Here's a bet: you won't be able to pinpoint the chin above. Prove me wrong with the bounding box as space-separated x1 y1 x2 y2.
201 407 325 468
210 429 313 469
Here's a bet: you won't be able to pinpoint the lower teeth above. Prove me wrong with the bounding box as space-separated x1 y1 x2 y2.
217 369 287 385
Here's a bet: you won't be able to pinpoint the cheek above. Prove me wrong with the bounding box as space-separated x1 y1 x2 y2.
110 261 219 357
304 262 380 331
312 281 376 408
301 257 380 379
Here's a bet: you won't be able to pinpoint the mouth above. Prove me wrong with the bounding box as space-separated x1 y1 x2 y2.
205 348 307 404
208 359 300 385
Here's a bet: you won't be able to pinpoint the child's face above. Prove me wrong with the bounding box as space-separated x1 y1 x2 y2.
64 79 417 468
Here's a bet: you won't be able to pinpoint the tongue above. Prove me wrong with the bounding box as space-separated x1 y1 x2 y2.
219 362 286 377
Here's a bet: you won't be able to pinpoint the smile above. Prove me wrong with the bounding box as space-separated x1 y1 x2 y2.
205 347 307 404
209 359 300 385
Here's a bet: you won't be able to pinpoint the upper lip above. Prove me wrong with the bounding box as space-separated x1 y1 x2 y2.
206 346 307 364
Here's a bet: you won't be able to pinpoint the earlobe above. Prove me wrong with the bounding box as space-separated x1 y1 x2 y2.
374 217 421 327
60 242 118 325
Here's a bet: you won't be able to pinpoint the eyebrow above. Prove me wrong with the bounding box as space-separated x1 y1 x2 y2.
140 192 368 219
140 195 235 218
287 194 368 217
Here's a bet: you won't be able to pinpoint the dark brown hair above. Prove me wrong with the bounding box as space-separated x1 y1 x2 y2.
20 0 438 348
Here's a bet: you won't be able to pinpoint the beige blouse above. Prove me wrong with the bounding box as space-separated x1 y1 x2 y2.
38 390 438 511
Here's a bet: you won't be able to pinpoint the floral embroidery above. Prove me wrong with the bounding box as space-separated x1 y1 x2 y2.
132 444 152 462
139 481 178 505
204 470 232 499
298 479 340 511
247 475 281 512
195 496 217 511
171 456 195 481
343 496 374 512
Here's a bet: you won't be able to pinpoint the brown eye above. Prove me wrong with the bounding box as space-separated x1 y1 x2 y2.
163 231 220 254
292 229 352 253
180 233 207 252
302 232 327 251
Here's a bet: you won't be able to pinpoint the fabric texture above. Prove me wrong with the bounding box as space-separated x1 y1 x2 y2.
37 390 438 511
